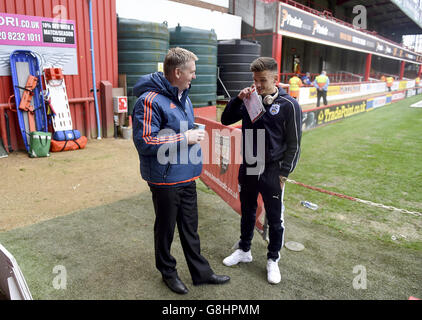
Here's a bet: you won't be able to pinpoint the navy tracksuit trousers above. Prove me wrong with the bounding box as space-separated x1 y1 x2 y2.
238 162 285 261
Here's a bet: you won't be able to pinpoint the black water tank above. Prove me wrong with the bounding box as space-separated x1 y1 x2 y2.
169 25 217 107
217 39 261 98
118 18 169 114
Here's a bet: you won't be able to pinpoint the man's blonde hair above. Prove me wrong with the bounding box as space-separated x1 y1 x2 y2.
164 47 198 77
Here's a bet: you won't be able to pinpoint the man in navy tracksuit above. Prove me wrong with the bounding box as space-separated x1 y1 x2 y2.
221 57 302 284
132 47 229 294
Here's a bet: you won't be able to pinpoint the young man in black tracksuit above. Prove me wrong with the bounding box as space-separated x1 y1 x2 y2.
221 57 302 284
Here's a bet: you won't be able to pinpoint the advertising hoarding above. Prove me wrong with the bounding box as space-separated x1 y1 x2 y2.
0 12 78 75
278 3 422 64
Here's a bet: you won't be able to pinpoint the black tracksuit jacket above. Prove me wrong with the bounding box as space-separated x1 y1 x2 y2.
221 88 302 178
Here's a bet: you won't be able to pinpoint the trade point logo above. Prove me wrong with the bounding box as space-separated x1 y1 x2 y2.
280 9 303 29
312 20 328 36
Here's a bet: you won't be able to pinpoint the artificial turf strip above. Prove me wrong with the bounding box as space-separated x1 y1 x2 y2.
0 187 420 300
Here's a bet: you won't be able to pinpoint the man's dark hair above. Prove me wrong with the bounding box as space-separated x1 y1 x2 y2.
250 57 278 73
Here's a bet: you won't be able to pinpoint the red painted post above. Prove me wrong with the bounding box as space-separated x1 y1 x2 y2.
100 81 115 138
253 0 256 40
364 53 372 81
84 101 92 139
0 105 8 153
273 1 282 82
69 98 94 139
418 65 422 78
272 34 283 82
399 61 405 80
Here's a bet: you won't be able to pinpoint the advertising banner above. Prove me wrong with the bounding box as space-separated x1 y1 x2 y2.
308 85 340 99
302 99 367 131
399 81 408 90
366 95 391 110
406 80 416 88
340 84 361 95
0 12 78 75
391 91 406 102
406 88 416 97
302 88 422 130
278 3 422 64
391 81 400 91
360 82 387 95
299 81 387 105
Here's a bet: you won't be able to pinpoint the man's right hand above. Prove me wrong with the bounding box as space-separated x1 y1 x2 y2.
185 129 205 145
238 87 253 100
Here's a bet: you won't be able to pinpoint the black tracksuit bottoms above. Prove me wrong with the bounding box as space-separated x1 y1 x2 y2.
238 163 285 261
149 181 214 284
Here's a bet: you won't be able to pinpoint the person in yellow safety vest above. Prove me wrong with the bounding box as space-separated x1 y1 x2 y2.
415 76 420 87
386 76 394 92
293 57 301 74
313 71 329 107
288 75 303 99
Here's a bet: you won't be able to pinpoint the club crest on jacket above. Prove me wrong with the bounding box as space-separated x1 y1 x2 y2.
270 104 280 115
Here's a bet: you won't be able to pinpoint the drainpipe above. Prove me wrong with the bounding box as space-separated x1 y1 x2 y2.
89 0 101 139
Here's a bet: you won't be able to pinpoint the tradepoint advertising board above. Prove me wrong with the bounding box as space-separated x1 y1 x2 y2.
302 89 416 131
302 99 367 131
0 12 78 75
278 2 422 64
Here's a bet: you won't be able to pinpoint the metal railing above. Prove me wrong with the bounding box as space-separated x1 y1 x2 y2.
279 71 365 84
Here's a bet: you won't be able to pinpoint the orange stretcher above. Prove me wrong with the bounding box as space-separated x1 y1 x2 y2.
17 75 38 133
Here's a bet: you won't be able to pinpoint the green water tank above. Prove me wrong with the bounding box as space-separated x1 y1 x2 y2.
169 25 217 107
118 18 169 114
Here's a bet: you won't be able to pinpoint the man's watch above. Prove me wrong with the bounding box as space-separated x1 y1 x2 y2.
279 176 287 183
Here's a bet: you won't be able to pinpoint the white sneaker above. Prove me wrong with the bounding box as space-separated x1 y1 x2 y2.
223 249 253 266
267 259 281 284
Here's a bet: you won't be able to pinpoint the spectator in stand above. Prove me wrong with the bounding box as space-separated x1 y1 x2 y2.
313 71 329 107
301 72 312 85
386 76 394 92
288 74 303 100
380 75 386 82
293 56 301 74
